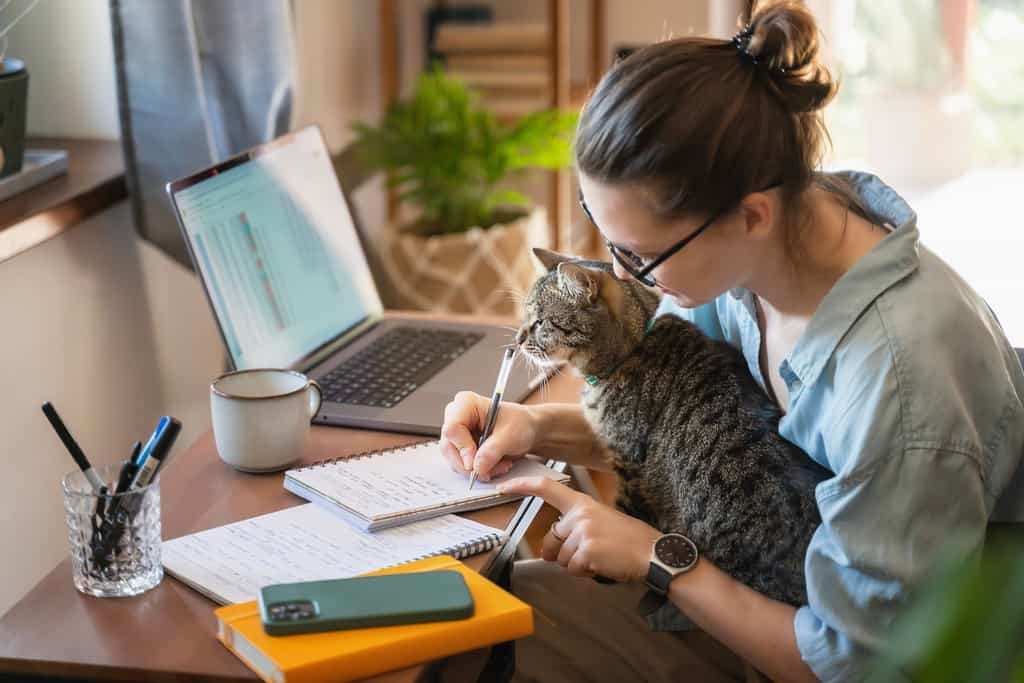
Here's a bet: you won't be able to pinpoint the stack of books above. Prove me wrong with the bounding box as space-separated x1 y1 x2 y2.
434 23 552 117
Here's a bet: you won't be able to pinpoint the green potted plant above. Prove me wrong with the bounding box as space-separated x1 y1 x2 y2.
352 68 577 316
866 529 1024 682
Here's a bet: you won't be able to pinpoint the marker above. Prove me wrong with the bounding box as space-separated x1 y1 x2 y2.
95 420 182 566
135 416 170 466
41 402 104 493
469 348 516 490
129 417 182 490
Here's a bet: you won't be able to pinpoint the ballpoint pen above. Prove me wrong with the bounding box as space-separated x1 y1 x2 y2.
129 417 182 490
41 402 105 493
469 348 516 490
96 418 182 565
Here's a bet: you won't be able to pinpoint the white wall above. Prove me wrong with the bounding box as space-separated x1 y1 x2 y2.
0 202 225 615
5 0 120 139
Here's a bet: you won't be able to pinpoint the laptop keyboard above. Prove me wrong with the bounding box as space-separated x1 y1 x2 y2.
319 327 485 409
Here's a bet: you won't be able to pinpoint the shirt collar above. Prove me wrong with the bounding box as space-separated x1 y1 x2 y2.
784 171 920 388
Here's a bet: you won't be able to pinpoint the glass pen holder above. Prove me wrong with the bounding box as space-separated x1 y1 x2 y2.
62 461 163 598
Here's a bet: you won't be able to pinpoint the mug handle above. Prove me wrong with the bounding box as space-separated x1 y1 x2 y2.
307 380 323 420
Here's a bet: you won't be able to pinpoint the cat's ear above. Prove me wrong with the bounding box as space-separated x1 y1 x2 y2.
533 247 573 272
556 262 599 304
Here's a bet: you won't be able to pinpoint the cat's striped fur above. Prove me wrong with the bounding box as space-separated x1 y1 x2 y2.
519 249 830 606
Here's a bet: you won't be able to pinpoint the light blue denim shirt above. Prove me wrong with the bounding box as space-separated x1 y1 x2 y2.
657 172 1024 682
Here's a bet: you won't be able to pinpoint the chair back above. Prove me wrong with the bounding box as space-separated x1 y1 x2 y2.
988 347 1024 545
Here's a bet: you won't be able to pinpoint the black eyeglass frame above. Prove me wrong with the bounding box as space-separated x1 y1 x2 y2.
578 188 722 287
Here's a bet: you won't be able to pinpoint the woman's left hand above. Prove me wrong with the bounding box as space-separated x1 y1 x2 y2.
497 476 662 582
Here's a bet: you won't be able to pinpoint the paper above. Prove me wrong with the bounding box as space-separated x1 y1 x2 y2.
286 442 566 523
161 504 504 605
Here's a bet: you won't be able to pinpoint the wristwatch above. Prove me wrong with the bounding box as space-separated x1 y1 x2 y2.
645 533 699 595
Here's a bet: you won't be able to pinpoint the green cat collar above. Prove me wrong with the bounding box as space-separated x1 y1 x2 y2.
585 318 656 386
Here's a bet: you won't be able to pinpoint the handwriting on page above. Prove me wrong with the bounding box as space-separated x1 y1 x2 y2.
161 504 501 604
296 443 557 519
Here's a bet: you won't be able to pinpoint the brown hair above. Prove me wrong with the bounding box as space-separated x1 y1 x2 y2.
575 1 865 254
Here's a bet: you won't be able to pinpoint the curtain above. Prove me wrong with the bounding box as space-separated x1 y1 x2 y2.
110 0 295 268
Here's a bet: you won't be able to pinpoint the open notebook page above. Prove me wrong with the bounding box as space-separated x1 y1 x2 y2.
284 442 567 524
161 504 505 605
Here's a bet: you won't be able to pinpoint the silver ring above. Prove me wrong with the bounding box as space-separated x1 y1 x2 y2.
549 521 567 543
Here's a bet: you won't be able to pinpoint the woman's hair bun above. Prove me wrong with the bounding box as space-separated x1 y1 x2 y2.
745 0 837 113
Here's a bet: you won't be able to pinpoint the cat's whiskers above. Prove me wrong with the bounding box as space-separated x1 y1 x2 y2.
524 345 569 403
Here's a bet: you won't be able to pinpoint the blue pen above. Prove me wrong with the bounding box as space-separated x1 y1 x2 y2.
135 416 170 467
129 417 181 490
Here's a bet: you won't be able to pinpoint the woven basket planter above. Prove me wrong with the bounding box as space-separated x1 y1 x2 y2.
381 208 548 317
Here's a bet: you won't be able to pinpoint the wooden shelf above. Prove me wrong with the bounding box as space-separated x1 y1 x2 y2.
0 137 126 263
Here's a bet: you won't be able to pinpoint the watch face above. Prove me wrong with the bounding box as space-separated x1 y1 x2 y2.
655 534 697 569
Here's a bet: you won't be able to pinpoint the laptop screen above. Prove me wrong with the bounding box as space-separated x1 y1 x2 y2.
169 126 381 370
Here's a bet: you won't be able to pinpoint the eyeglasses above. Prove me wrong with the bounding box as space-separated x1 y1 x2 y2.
578 188 721 287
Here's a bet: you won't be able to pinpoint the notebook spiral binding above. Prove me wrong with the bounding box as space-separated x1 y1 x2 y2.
408 532 505 564
291 439 437 470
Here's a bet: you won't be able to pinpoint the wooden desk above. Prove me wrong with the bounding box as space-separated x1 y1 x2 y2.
0 371 583 683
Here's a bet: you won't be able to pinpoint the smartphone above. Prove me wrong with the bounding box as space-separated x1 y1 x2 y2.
258 570 475 636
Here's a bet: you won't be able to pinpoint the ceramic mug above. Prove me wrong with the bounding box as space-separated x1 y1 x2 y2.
210 369 322 472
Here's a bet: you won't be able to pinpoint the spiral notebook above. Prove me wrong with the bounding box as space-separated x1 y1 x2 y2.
162 503 507 605
284 440 570 531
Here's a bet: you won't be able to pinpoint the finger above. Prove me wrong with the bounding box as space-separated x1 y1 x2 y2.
484 460 515 480
567 549 595 578
556 519 586 566
441 392 486 469
475 444 514 480
541 518 569 562
496 476 579 514
554 526 580 566
439 440 469 474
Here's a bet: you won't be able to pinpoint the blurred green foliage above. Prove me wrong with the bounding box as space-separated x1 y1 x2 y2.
352 68 577 236
854 0 950 91
829 0 1024 166
969 3 1024 164
867 529 1024 683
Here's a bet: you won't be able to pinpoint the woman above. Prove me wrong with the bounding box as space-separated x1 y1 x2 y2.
439 2 1024 681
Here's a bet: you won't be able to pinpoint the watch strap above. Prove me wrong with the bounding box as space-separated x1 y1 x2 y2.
637 588 667 616
645 561 674 595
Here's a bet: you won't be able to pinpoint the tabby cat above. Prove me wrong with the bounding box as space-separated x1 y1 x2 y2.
517 248 831 606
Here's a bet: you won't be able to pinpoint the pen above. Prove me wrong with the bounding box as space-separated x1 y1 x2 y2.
92 441 142 565
112 441 142 498
135 416 170 466
41 402 104 493
129 417 182 490
469 348 516 490
95 419 182 565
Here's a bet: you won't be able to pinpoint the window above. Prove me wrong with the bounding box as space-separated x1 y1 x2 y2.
824 0 1024 344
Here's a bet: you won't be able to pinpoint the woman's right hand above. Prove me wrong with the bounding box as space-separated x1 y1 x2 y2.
440 391 538 481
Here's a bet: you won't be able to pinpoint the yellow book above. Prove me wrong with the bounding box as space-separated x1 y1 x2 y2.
215 555 533 683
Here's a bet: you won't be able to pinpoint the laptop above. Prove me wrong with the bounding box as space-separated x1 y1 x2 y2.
166 125 537 435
